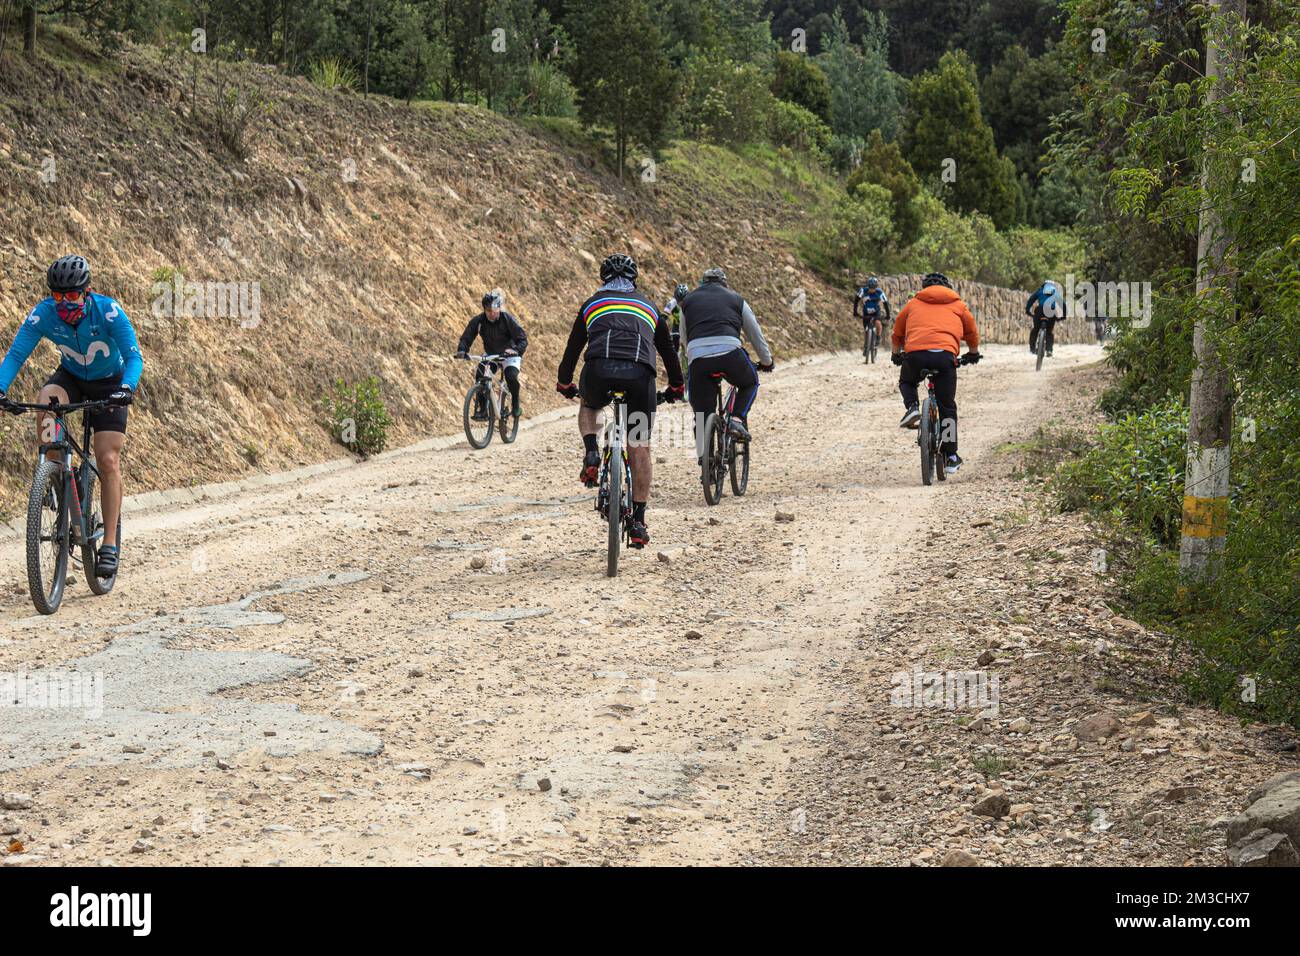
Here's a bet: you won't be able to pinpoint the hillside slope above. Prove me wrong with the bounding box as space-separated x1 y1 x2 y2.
0 33 855 515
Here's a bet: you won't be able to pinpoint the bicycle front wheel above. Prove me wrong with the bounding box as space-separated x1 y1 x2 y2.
27 459 69 615
868 327 879 363
1035 333 1046 371
463 382 494 449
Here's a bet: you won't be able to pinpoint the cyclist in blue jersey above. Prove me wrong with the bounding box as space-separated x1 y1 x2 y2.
854 276 892 345
0 256 143 577
1025 280 1067 357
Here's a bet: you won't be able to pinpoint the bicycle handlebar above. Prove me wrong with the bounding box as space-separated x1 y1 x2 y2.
4 397 127 415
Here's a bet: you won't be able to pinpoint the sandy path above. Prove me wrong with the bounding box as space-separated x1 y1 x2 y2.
0 343 1102 866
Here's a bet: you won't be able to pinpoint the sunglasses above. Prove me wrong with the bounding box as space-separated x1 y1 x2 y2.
51 290 87 302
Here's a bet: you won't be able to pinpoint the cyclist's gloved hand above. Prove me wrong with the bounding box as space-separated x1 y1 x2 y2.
0 390 17 415
455 350 469 360
557 382 579 400
108 386 134 406
757 362 774 373
891 353 903 366
663 383 685 403
963 351 982 365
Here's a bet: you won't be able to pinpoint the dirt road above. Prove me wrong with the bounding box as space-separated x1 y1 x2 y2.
4 343 1271 866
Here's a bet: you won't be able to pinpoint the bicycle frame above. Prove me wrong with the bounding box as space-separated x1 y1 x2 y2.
469 354 510 418
35 404 101 549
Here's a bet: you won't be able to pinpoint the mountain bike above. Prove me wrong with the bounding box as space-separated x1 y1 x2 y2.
700 373 749 506
594 389 668 577
460 353 519 449
8 397 125 614
917 354 976 487
862 313 881 364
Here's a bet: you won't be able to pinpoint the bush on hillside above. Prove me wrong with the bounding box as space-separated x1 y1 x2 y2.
795 182 893 278
323 377 393 458
768 100 831 162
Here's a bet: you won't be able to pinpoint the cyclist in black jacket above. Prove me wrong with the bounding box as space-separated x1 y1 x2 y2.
456 290 528 419
556 254 685 548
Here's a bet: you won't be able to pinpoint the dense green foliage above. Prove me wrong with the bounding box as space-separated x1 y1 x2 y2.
1051 0 1300 725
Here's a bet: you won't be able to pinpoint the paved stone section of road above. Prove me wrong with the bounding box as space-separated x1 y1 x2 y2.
0 344 1289 866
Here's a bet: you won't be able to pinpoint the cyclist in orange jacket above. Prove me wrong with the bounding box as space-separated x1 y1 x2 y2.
890 272 981 474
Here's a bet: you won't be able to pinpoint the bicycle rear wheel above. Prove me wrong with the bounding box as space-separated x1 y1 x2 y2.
26 460 69 615
80 464 119 595
463 382 494 449
701 413 726 505
606 441 623 577
919 398 936 486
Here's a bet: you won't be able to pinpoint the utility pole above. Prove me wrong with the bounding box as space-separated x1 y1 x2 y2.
1179 0 1247 580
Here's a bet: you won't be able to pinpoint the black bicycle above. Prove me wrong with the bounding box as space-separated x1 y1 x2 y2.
593 389 669 576
917 354 976 487
700 373 749 505
862 310 882 364
8 397 124 614
460 353 519 449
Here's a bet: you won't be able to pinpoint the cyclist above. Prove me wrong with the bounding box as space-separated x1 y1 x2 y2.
890 272 980 475
555 254 684 549
854 276 891 349
0 255 143 577
1025 279 1066 357
455 290 528 420
661 282 689 355
679 267 773 452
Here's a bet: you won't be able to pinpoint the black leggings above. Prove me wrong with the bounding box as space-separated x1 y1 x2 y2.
688 349 758 421
1030 317 1056 352
478 363 520 405
899 351 958 455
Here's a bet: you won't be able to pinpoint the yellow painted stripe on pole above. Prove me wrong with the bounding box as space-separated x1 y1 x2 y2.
1182 495 1228 538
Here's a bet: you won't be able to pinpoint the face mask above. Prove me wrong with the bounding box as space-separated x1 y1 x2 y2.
54 293 88 325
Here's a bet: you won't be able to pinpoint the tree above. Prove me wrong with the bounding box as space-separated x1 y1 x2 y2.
772 50 831 124
567 0 676 179
847 130 922 247
980 44 1072 183
901 50 1021 228
815 10 902 142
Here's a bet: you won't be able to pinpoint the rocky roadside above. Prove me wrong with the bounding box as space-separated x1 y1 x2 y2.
767 362 1300 866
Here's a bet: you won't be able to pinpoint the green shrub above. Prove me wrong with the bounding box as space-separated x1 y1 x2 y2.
308 57 359 92
1054 398 1188 547
768 99 831 161
795 182 893 278
323 377 393 458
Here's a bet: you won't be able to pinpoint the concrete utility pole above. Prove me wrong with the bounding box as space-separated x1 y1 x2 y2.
1179 0 1247 580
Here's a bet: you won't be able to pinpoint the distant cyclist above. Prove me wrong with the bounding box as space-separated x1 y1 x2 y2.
679 267 774 451
0 255 143 577
854 276 891 347
555 254 684 548
891 272 980 475
456 290 528 420
1025 280 1066 358
662 282 689 355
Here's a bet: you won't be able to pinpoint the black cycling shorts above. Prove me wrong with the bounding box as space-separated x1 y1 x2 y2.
580 359 656 443
44 366 129 435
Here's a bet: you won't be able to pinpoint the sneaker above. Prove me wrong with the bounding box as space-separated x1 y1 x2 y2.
628 519 650 548
95 544 119 578
899 407 921 429
579 449 600 487
727 419 751 442
511 404 522 419
944 454 963 475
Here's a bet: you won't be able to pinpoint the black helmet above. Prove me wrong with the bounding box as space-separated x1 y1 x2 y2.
865 276 880 291
600 253 637 284
674 283 688 300
922 272 952 290
48 255 91 293
702 267 728 286
482 290 503 310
